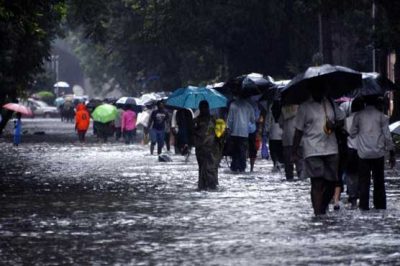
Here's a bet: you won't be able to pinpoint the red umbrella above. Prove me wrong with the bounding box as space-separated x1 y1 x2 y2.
2 103 33 116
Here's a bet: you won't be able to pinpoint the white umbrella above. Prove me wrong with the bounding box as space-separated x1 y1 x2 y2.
116 97 137 105
54 81 70 88
389 121 400 135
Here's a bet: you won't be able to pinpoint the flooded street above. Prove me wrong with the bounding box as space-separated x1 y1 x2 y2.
1 119 400 265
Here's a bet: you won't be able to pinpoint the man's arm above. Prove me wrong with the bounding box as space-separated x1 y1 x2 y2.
349 113 359 138
148 111 154 129
292 129 303 153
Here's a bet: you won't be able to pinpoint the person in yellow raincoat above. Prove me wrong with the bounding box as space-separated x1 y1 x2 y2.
192 101 225 190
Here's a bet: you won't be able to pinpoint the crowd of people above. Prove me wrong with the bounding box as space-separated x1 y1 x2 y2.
8 84 395 216
67 84 396 216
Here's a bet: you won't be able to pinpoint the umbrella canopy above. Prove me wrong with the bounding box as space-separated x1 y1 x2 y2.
54 97 65 107
282 64 362 104
222 73 275 98
347 72 398 97
54 81 70 88
166 86 227 110
116 97 137 105
92 104 118 123
389 121 400 135
259 79 291 102
206 82 225 90
137 93 161 106
2 103 33 116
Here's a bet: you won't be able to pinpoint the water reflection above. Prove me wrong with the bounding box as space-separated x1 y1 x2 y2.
0 119 400 265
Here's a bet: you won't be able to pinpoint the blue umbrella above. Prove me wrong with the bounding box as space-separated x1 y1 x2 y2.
166 86 227 109
54 97 65 107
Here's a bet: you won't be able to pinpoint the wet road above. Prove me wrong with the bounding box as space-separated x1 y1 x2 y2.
1 119 400 265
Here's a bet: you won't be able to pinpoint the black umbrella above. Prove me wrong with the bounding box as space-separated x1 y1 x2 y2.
281 64 362 105
259 80 291 102
116 97 137 105
347 72 398 98
222 73 275 98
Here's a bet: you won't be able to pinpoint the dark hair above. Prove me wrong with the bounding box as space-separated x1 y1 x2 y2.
351 98 364 113
271 101 281 122
157 101 164 108
199 100 209 109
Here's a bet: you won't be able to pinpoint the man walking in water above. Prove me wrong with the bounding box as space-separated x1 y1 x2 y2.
149 101 169 155
227 97 255 172
350 97 396 210
292 84 345 215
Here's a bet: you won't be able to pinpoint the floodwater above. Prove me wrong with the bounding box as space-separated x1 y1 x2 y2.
1 119 400 265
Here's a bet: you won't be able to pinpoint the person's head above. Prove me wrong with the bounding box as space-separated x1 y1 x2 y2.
309 80 326 102
16 112 21 119
364 95 377 107
157 101 165 110
351 97 364 113
125 104 133 111
199 100 210 116
271 100 281 122
375 97 384 112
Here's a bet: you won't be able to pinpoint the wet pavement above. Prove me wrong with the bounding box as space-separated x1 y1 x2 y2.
1 119 400 265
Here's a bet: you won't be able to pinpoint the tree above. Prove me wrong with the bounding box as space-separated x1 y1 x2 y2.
0 0 66 133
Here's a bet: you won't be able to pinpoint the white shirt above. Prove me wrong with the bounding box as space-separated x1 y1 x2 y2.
345 114 357 150
350 105 394 159
295 98 344 158
268 115 283 140
227 99 255 138
279 105 298 146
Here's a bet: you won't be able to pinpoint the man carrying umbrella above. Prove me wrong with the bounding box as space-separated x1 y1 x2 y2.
292 83 345 215
350 97 396 210
227 97 255 172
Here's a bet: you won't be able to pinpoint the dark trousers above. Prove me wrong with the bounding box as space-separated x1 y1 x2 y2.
150 129 165 155
77 130 86 142
115 127 122 140
311 178 336 215
164 132 171 151
283 146 303 180
346 148 359 201
123 129 136 144
358 157 386 210
230 136 248 172
269 139 284 166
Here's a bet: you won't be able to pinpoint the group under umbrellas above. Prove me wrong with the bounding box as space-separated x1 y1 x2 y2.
163 65 398 117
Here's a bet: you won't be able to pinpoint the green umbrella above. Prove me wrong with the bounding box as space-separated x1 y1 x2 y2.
92 104 118 123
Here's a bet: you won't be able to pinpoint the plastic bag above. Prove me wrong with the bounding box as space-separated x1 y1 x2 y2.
261 135 269 160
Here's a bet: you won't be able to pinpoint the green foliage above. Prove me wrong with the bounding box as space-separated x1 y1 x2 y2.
36 90 56 105
29 70 56 94
0 0 66 101
66 0 384 95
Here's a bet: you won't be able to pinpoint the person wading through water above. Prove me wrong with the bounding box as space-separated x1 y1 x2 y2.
292 83 345 215
75 103 90 143
192 100 224 190
350 97 396 210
